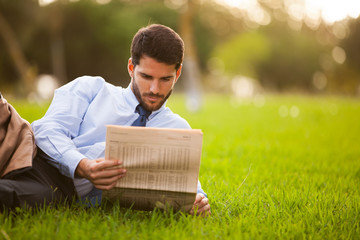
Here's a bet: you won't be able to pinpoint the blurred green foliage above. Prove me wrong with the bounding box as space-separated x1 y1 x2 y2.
60 0 181 86
213 31 271 77
257 23 329 91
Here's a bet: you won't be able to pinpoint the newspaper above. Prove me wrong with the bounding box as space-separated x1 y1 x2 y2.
103 125 203 212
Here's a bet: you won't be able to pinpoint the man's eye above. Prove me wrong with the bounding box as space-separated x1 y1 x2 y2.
142 75 152 79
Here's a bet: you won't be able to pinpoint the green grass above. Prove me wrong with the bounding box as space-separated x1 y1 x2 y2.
1 94 360 239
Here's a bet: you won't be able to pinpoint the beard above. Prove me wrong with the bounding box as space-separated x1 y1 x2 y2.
131 76 173 112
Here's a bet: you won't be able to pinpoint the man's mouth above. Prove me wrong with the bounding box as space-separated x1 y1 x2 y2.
144 94 163 102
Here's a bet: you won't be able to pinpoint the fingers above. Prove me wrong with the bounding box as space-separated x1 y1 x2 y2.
79 158 127 190
95 158 123 171
88 159 125 177
196 202 211 215
189 203 211 216
197 196 209 209
94 180 118 191
190 193 211 216
93 174 126 190
194 193 206 204
89 166 126 180
91 171 126 185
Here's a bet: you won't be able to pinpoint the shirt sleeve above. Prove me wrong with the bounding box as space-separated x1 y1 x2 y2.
31 76 106 179
197 180 207 197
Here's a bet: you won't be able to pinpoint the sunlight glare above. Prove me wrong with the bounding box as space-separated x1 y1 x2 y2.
215 0 270 25
217 0 360 25
96 0 111 5
219 0 253 9
164 0 187 10
305 0 360 24
288 3 305 22
38 0 56 6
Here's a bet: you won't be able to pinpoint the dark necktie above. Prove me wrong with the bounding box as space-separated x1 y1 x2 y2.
131 104 151 127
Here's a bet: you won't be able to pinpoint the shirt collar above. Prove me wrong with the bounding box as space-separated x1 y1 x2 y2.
124 84 167 119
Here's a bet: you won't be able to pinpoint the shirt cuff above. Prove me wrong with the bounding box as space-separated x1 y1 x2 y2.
59 149 86 179
197 180 207 198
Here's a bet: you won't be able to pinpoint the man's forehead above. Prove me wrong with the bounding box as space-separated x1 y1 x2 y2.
138 55 176 67
135 56 177 75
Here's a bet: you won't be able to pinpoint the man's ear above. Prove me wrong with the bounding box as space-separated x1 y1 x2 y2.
128 58 134 78
175 64 182 83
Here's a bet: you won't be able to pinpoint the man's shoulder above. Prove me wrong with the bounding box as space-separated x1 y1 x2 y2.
155 107 191 129
72 76 107 87
61 76 122 93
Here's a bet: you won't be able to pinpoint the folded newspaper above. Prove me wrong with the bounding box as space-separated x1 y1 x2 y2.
103 125 203 212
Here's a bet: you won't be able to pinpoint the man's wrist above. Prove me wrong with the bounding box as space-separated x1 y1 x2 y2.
75 158 88 178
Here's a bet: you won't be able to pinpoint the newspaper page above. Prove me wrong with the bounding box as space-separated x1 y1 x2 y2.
103 125 203 212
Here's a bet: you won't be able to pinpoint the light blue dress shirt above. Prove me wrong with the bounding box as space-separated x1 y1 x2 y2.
32 76 206 201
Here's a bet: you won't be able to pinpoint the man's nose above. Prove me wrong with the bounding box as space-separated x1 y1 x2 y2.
150 80 160 94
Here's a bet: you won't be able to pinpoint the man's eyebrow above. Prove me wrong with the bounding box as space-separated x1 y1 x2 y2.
160 75 173 79
139 72 152 77
139 71 173 79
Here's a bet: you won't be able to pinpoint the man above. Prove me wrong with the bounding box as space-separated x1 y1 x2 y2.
1 24 210 215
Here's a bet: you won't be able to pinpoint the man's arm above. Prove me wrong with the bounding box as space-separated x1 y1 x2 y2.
32 76 107 179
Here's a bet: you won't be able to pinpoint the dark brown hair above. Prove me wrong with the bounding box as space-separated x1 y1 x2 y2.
131 24 184 70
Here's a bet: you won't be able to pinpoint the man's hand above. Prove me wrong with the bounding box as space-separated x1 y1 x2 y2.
75 158 126 190
190 193 211 216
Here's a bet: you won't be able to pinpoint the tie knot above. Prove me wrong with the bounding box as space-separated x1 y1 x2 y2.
135 104 151 118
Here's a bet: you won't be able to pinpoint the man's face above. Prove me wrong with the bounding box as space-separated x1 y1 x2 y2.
128 55 182 112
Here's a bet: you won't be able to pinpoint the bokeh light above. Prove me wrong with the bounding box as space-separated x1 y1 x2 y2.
36 75 58 100
290 105 300 118
312 71 328 90
332 46 346 64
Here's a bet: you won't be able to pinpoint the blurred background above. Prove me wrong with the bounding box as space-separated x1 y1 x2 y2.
1 0 360 105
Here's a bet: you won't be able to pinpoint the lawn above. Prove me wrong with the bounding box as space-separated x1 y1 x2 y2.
1 94 359 239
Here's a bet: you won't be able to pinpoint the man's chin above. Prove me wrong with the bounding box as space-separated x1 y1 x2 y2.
142 101 162 112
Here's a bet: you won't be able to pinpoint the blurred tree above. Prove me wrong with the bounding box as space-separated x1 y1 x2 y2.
178 0 203 111
209 21 330 92
0 1 37 94
46 2 67 85
61 0 181 87
0 0 183 93
342 18 360 69
257 22 329 91
333 18 360 94
327 63 360 94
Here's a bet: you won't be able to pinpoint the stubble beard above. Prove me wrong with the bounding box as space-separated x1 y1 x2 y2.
131 75 173 112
